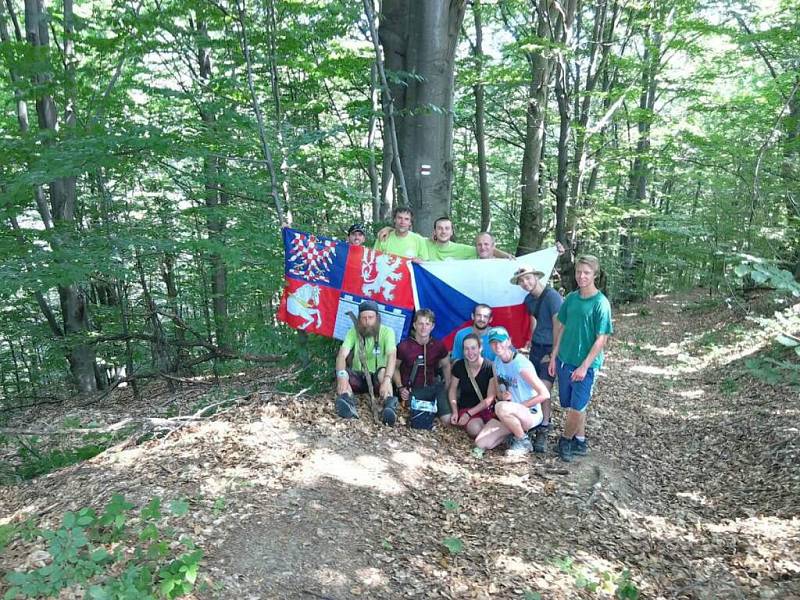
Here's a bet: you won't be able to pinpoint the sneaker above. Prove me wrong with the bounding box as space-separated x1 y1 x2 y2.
572 437 588 456
557 436 573 462
335 393 358 419
506 435 533 457
382 396 398 426
531 427 548 454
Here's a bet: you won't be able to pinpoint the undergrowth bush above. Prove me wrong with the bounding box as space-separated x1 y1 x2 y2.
2 495 202 599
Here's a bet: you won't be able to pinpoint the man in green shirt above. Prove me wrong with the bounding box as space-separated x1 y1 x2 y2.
373 207 429 261
335 300 399 424
548 255 613 462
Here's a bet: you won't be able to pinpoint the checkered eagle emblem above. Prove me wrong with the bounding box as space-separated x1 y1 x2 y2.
287 232 337 283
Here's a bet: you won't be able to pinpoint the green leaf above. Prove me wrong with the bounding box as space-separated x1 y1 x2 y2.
775 335 799 347
141 497 162 521
91 547 111 563
733 263 749 277
441 537 463 555
750 270 768 283
169 499 189 517
62 511 76 529
441 500 460 512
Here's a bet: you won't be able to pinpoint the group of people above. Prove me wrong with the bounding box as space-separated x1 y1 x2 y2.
334 208 613 462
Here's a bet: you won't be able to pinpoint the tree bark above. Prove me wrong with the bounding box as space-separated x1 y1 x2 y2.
379 0 466 234
515 0 558 255
23 0 96 393
472 0 491 231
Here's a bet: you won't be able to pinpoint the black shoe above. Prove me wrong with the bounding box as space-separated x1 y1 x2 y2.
382 396 398 426
335 393 358 419
572 437 588 456
532 427 548 453
558 436 573 462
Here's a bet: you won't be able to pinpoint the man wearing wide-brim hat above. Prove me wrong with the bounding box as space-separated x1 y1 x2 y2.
510 264 563 454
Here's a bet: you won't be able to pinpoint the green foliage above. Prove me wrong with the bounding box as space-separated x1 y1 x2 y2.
554 556 640 597
4 437 111 483
3 495 201 600
734 259 800 296
441 499 460 512
441 536 464 555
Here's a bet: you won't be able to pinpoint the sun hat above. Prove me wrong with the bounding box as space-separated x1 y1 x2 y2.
509 265 545 285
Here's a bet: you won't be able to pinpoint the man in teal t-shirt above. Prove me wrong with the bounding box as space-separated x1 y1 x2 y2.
549 255 613 462
335 300 399 425
373 207 429 260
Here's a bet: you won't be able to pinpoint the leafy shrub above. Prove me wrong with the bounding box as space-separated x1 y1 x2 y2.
3 495 202 599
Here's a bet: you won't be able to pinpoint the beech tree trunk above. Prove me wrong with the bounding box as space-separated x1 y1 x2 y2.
380 0 466 234
24 0 97 393
515 0 560 255
472 0 491 231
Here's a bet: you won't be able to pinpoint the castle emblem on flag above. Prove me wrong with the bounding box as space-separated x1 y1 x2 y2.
287 232 337 283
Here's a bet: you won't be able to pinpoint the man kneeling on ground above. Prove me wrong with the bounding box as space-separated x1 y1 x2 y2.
393 309 451 428
335 300 399 424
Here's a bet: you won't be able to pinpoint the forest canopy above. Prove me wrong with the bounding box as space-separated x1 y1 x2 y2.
0 0 798 397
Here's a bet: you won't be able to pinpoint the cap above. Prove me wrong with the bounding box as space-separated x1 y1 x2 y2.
358 300 380 315
348 223 366 236
509 265 545 285
487 326 510 343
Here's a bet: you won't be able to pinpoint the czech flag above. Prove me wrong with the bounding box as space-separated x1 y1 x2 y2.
411 248 559 350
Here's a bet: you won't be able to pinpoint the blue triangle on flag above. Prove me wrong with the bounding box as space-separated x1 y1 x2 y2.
413 264 477 341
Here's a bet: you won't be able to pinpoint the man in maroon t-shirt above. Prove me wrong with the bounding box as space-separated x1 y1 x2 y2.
393 309 451 425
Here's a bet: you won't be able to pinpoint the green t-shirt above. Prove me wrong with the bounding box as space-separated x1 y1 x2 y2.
341 324 396 373
556 290 613 370
374 231 429 259
425 240 477 261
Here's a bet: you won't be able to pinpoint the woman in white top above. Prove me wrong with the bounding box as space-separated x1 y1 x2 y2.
475 327 549 457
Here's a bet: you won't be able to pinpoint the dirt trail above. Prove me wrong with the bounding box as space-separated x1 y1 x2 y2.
1 289 798 599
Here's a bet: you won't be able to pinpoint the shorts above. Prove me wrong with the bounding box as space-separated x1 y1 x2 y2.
456 406 495 425
530 343 554 383
347 369 382 395
556 359 595 412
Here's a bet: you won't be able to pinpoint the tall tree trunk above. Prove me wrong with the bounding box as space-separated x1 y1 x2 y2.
380 0 466 234
24 0 96 393
472 0 491 231
620 18 662 302
516 0 558 255
197 15 230 352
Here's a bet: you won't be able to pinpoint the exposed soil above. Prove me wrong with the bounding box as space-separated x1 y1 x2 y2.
1 288 799 599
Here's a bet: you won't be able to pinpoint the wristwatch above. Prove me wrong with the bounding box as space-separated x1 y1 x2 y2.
336 369 348 379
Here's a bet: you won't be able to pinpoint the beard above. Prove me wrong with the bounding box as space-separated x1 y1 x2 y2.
473 322 489 331
357 321 381 339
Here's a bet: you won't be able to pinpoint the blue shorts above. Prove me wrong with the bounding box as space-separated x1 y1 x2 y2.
530 343 554 383
556 359 595 412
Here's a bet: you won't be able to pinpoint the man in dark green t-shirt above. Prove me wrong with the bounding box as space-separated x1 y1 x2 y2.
549 255 613 462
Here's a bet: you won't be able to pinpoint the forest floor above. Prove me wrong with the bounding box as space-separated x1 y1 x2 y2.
1 287 799 599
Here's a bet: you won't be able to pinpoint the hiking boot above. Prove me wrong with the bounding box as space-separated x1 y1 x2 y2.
572 437 588 456
557 436 573 462
382 395 399 426
506 435 533 457
335 393 358 419
531 426 549 454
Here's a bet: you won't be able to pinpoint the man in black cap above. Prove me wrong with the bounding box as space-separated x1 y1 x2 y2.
347 223 367 246
334 300 399 424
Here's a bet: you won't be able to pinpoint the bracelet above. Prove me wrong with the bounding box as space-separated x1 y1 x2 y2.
336 369 348 379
